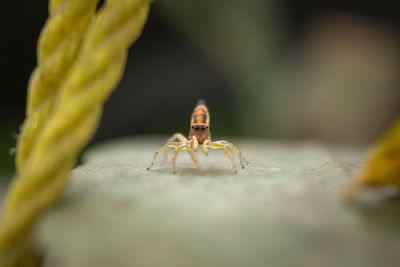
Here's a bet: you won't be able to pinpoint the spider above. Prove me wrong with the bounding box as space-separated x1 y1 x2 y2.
147 100 248 173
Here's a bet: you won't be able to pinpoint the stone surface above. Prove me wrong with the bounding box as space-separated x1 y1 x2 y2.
35 137 400 267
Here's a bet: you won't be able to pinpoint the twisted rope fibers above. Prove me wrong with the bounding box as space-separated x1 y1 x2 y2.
0 0 151 265
345 117 400 200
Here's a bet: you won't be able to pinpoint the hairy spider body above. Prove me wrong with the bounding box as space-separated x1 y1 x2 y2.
147 100 248 173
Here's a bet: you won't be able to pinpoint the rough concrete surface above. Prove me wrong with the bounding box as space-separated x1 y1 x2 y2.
35 137 400 267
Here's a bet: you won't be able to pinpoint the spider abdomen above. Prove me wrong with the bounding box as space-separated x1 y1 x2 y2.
190 100 210 144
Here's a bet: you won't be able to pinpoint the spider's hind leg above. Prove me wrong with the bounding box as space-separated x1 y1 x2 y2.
167 133 188 143
172 144 187 173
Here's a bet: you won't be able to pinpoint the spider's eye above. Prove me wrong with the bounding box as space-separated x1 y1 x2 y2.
201 126 206 130
191 126 194 128
195 125 200 130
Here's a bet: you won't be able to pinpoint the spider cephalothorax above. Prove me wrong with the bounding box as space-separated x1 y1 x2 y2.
190 125 209 145
147 100 248 173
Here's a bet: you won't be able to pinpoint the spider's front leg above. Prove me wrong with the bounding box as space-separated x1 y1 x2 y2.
186 136 202 171
215 140 248 168
147 140 183 170
204 140 237 173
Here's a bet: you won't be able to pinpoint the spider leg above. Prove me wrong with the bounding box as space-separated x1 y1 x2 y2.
192 135 199 152
164 133 188 161
147 142 182 170
172 144 187 173
202 142 209 156
167 133 188 143
213 140 248 169
187 138 202 171
206 140 237 173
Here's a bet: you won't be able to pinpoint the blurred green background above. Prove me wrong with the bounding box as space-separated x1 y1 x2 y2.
1 0 399 178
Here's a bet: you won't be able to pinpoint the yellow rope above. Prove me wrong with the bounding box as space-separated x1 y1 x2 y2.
344 117 400 200
0 0 151 265
17 0 99 171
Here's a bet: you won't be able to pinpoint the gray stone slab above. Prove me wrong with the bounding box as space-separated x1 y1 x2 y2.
35 137 400 267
